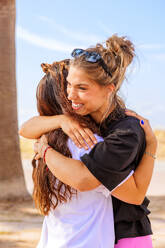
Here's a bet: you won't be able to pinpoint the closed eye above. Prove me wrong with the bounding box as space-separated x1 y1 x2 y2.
79 87 87 90
67 81 88 90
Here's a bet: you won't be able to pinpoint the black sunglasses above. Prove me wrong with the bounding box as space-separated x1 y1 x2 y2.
71 48 112 77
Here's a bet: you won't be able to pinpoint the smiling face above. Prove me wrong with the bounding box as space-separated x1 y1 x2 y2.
67 65 114 123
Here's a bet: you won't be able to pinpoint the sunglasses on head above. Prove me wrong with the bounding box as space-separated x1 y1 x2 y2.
71 48 112 77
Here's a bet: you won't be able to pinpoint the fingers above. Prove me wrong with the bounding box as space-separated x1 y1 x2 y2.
125 109 157 146
125 109 148 129
77 128 98 149
73 129 89 149
33 142 39 153
40 134 48 144
34 153 41 160
125 109 139 118
125 110 147 125
69 131 86 149
61 115 97 150
83 128 98 146
68 128 97 150
33 141 45 157
33 142 41 160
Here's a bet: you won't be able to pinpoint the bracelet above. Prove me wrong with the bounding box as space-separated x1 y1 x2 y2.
43 146 52 163
144 151 156 159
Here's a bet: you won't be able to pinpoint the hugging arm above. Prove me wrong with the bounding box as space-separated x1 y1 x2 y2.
112 111 157 204
19 115 63 139
80 117 157 204
111 144 156 204
34 114 157 205
19 115 97 149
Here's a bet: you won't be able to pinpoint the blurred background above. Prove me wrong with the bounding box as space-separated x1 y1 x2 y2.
16 0 165 128
0 0 165 247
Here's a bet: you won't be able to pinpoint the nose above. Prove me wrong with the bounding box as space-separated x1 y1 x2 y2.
67 87 77 101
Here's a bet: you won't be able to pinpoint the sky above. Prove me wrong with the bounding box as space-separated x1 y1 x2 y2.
16 0 165 129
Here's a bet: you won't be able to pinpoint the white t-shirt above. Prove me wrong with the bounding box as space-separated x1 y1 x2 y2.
37 135 133 248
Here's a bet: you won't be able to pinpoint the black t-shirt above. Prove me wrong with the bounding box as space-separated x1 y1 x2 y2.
80 111 152 243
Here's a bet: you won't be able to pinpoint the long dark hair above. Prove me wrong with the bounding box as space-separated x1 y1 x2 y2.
32 60 99 215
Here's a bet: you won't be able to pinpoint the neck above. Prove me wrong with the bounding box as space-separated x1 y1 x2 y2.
91 103 115 123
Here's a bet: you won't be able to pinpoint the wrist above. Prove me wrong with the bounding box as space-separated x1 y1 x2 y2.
42 145 52 163
144 151 156 159
41 144 49 157
145 142 157 160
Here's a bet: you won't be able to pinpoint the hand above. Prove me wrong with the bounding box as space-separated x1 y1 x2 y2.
60 115 97 150
33 135 48 160
125 110 157 149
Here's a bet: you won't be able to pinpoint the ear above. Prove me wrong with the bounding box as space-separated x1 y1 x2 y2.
107 83 115 95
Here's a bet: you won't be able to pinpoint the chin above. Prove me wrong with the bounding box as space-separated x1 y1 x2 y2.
75 109 88 116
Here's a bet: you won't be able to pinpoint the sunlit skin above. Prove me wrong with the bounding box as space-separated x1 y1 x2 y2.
67 65 115 123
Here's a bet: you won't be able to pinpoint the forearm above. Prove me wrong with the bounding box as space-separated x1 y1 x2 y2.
19 115 61 139
132 143 157 200
112 143 157 205
45 148 100 191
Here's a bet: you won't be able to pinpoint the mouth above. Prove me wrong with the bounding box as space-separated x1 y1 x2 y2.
72 102 84 110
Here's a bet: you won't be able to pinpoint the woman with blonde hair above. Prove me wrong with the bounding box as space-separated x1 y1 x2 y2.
20 35 157 247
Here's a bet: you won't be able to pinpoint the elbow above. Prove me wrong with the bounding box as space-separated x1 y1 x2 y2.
78 186 91 192
19 126 33 139
19 117 39 139
133 199 143 205
76 180 89 192
78 185 90 192
19 126 24 137
72 163 100 192
75 175 92 192
132 194 145 205
19 125 28 138
77 186 86 192
113 194 144 205
76 177 98 192
137 196 145 205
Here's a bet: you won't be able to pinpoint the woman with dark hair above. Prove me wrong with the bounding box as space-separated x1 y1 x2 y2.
20 35 157 248
32 60 101 216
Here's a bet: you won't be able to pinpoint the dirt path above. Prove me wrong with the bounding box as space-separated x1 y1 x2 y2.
0 196 165 248
0 199 43 248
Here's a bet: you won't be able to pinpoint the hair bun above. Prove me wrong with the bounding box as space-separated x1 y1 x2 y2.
41 63 52 74
105 35 135 68
106 36 119 53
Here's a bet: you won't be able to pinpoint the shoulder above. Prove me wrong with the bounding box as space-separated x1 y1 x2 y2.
105 116 145 146
111 116 144 137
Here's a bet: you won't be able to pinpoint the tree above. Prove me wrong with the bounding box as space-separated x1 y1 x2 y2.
0 0 30 200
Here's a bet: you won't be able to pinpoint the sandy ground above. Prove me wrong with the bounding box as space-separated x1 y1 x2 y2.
0 199 42 248
0 160 165 248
